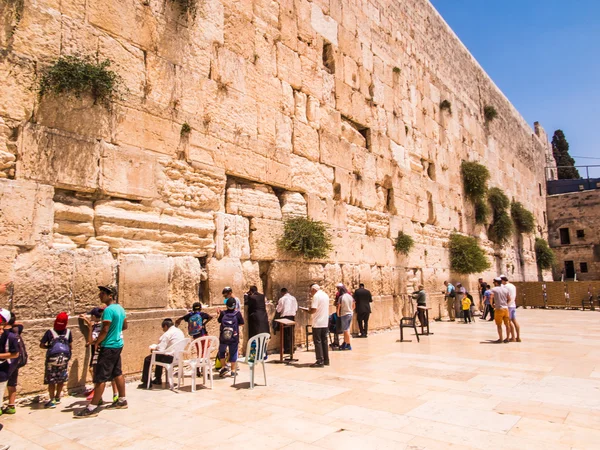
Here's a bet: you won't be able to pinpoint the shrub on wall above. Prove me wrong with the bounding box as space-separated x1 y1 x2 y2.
39 56 122 106
511 201 535 234
487 187 510 213
484 105 498 122
460 161 490 202
171 0 197 16
449 233 491 274
180 122 191 136
535 238 556 269
474 199 490 225
439 100 452 114
488 211 513 245
394 231 414 255
278 217 332 260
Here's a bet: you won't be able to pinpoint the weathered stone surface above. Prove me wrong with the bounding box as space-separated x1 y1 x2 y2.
0 179 54 247
249 218 285 261
292 118 320 162
168 256 202 310
310 3 338 45
280 191 307 219
119 253 169 309
100 143 158 200
225 179 282 220
206 257 245 305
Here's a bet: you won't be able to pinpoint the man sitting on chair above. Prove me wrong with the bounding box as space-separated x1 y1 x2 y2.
138 318 184 389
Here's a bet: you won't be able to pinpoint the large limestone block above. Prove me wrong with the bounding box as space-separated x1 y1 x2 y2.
280 192 307 219
320 130 353 171
19 125 100 192
11 2 61 61
346 204 367 234
292 119 320 162
225 180 282 220
211 46 247 94
290 154 334 198
214 213 251 259
0 179 53 247
168 256 202 310
366 210 390 237
206 257 245 305
0 52 35 122
310 3 338 45
100 143 158 200
98 34 146 99
12 248 115 319
276 42 302 89
0 246 17 308
119 254 169 309
114 107 180 157
157 159 226 211
249 218 284 261
323 263 342 294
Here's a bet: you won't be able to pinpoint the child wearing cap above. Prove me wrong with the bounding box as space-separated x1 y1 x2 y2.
217 298 244 377
0 308 19 418
3 312 24 415
40 312 73 408
175 302 213 340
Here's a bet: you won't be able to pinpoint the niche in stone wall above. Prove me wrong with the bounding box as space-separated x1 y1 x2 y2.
427 192 436 225
322 41 336 74
341 115 371 150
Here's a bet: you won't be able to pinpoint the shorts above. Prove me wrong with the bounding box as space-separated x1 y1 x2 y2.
340 314 352 332
494 308 510 326
509 306 517 320
90 345 99 367
218 342 239 363
7 366 18 387
94 347 123 383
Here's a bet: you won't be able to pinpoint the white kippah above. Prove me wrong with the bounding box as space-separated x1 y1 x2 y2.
311 284 320 290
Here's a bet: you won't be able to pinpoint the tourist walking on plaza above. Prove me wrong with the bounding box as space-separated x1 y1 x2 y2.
138 318 184 388
501 275 521 342
490 278 512 343
40 312 72 408
245 286 270 339
354 283 373 337
481 284 494 321
443 281 456 321
478 278 486 312
337 286 354 351
309 284 330 367
456 283 466 319
412 285 428 327
75 285 128 418
276 288 298 353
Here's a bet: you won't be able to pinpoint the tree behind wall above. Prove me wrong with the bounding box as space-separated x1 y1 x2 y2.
551 130 580 179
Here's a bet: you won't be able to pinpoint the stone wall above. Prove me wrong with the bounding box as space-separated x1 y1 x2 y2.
1 0 551 393
547 190 600 281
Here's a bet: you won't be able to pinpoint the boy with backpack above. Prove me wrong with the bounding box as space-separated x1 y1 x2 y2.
217 298 244 378
40 312 72 408
0 309 19 418
3 312 27 415
176 302 213 340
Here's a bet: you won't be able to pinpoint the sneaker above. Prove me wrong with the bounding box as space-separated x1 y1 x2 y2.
2 406 16 415
230 370 238 377
73 407 99 419
345 345 352 351
219 367 230 378
54 397 61 405
44 400 56 409
112 394 119 403
106 399 128 410
340 343 347 350
310 362 324 368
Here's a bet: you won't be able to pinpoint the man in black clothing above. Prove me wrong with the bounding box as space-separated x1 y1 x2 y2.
244 286 270 339
412 285 427 327
353 284 372 337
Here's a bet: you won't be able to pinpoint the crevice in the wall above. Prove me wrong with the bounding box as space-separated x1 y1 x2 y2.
322 40 335 74
197 256 208 304
259 261 271 296
341 115 371 150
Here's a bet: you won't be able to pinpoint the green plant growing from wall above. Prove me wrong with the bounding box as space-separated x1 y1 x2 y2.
180 122 191 136
487 187 510 212
393 66 401 74
511 202 535 234
39 56 122 106
439 100 452 114
488 211 513 245
474 199 490 225
394 231 414 255
535 238 556 270
484 105 498 122
278 217 333 260
449 233 491 274
460 161 490 202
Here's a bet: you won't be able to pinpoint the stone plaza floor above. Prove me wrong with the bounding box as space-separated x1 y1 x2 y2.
2 309 600 449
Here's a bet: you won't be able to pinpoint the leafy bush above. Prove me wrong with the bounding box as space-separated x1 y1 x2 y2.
511 202 535 234
535 238 556 270
474 199 490 225
439 100 452 114
181 122 191 136
488 211 513 245
449 233 491 274
460 161 490 202
278 217 332 260
393 66 401 74
484 105 498 122
487 187 510 213
394 231 414 255
39 56 122 106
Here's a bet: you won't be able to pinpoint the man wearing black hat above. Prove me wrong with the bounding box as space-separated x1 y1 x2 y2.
354 283 373 338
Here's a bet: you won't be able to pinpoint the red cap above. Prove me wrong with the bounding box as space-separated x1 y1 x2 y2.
54 312 69 331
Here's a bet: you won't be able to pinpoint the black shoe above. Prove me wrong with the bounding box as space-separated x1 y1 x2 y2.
106 399 128 409
151 378 162 385
324 361 330 366
310 362 324 368
137 383 149 389
74 407 99 419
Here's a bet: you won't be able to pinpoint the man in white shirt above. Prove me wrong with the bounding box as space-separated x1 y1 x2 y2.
308 284 330 367
490 278 513 343
139 318 185 388
501 275 521 342
276 288 298 354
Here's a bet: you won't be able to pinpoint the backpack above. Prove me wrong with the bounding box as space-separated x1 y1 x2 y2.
47 329 71 359
448 286 456 298
3 331 27 368
219 311 239 343
187 312 204 337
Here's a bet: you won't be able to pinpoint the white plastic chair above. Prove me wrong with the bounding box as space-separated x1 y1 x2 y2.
233 333 270 389
146 338 191 390
187 336 218 391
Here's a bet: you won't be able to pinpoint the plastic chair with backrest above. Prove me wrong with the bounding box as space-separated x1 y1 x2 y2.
188 336 218 391
232 333 270 389
146 337 191 390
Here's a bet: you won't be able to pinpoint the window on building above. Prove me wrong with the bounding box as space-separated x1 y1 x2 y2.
564 261 575 279
580 262 589 273
576 229 585 238
559 228 570 245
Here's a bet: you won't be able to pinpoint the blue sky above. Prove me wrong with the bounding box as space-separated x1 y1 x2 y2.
429 0 600 177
